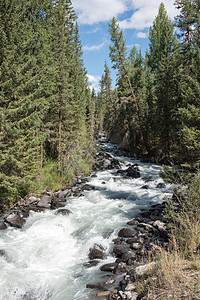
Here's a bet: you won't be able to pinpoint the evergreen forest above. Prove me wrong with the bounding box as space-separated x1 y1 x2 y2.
0 0 200 211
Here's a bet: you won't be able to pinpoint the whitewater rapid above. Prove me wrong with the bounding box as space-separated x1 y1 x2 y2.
0 143 172 300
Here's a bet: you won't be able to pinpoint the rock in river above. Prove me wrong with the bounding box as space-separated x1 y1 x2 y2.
5 213 26 228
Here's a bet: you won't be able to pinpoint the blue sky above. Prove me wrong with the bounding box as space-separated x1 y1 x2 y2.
71 0 178 91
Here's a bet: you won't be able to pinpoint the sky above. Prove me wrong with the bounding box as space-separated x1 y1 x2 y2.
71 0 178 92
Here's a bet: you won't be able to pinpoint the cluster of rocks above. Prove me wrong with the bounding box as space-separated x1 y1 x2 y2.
94 152 122 171
0 175 92 230
116 164 140 179
86 203 169 300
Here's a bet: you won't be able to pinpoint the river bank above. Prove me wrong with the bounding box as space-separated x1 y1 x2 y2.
0 140 173 300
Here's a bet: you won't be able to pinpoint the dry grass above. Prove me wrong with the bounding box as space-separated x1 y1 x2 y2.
144 221 200 300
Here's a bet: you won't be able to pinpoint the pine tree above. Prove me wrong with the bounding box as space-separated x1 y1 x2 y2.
174 0 200 164
108 17 145 146
148 3 180 159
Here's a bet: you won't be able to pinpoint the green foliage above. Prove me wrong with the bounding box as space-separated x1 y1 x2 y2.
0 0 94 210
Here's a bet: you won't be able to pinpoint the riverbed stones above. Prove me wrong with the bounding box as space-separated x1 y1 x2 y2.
89 244 105 260
0 221 7 230
135 262 156 277
5 213 26 228
118 228 138 238
113 244 130 256
55 209 72 216
37 195 51 208
100 263 118 273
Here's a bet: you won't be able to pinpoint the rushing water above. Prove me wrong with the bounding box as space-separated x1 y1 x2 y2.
0 143 172 300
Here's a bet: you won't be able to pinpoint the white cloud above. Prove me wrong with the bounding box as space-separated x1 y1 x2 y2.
136 32 148 39
86 74 101 91
72 0 128 24
119 0 177 30
83 42 105 52
72 0 177 30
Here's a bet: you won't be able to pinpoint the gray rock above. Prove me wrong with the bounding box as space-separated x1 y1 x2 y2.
5 213 26 228
89 244 105 260
55 209 72 216
115 262 128 275
100 263 117 273
37 195 51 208
135 262 156 277
118 228 138 238
113 244 130 256
58 189 71 199
0 221 7 230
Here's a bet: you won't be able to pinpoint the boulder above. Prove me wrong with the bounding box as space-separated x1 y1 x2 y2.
118 228 138 238
37 195 51 208
113 244 130 256
156 182 166 189
135 262 156 277
57 189 71 199
126 166 140 178
121 251 136 264
0 249 8 260
55 209 72 216
100 263 118 273
84 260 99 268
89 244 105 260
5 213 26 228
0 221 7 230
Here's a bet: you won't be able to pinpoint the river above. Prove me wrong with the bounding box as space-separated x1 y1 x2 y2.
0 142 172 300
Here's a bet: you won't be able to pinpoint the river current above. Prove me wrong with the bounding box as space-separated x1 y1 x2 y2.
0 142 172 300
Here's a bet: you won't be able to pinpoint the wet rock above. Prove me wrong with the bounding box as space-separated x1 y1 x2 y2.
5 213 26 228
19 209 30 218
55 209 72 216
127 219 139 226
156 182 166 189
91 174 97 178
125 166 140 178
51 198 66 209
81 184 95 191
141 185 149 189
113 245 130 256
112 237 124 244
37 195 51 208
103 229 114 239
118 228 138 238
0 221 8 230
89 244 105 260
84 260 99 268
86 284 106 291
100 263 118 273
0 249 8 260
